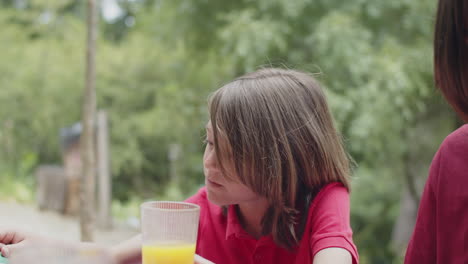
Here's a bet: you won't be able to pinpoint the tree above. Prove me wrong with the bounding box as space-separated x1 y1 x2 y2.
80 0 98 242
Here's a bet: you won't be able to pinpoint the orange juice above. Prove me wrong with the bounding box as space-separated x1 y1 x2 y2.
142 243 196 264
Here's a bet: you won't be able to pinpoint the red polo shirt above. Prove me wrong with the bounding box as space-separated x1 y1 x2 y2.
405 124 468 263
186 182 359 264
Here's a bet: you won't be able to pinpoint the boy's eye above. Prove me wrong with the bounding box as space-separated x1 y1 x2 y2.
203 139 214 146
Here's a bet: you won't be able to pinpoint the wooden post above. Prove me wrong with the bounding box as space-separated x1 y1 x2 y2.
80 0 98 242
97 110 112 229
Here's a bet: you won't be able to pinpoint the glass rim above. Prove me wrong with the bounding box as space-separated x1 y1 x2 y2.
141 201 200 212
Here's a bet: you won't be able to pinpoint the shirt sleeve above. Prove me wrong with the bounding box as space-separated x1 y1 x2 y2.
404 150 440 264
309 183 359 264
184 187 207 205
184 187 208 254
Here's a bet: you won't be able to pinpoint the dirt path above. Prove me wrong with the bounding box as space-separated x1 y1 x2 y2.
0 201 139 246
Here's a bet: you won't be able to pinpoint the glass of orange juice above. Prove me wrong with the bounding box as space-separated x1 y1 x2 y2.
141 201 200 264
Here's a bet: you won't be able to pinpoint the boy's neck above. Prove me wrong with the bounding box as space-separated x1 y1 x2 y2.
236 198 269 239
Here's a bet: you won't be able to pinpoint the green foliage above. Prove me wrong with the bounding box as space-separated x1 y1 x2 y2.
351 166 401 263
0 153 37 203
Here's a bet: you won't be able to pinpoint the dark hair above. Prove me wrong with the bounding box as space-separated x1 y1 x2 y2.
434 0 468 121
208 68 351 249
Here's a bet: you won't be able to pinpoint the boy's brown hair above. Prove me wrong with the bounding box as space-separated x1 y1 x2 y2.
208 68 351 249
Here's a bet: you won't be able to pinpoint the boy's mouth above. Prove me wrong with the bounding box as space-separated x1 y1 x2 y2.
207 178 223 188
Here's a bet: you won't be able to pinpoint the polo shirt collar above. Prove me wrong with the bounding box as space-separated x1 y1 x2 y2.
226 205 253 240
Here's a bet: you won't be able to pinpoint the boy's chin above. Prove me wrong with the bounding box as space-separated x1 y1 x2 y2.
206 192 230 207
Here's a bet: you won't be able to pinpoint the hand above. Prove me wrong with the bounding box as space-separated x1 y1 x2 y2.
0 229 114 263
0 228 49 258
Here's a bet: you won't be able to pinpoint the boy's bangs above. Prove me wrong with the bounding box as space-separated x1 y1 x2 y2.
208 83 244 183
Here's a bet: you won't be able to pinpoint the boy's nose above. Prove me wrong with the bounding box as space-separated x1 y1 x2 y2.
205 151 219 169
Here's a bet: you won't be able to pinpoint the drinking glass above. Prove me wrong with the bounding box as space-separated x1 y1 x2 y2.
141 201 200 264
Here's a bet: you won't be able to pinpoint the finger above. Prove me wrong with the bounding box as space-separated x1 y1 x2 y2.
3 232 15 245
0 242 26 258
0 229 25 244
194 254 215 264
0 243 5 258
0 245 10 258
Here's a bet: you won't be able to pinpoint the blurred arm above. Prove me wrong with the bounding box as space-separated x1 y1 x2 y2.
313 247 352 264
110 234 142 264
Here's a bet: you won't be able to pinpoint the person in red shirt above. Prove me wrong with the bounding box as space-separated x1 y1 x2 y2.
404 0 468 263
0 68 358 264
185 68 358 264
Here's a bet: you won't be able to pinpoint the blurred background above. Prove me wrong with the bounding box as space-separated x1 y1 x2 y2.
0 0 463 263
